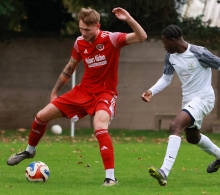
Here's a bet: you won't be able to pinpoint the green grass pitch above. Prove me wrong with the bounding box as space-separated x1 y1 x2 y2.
1 128 220 195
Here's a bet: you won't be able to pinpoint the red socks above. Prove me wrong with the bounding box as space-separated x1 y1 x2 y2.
95 129 114 170
28 117 48 146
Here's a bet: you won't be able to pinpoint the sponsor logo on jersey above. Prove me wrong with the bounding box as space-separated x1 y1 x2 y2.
96 44 104 51
85 54 107 68
179 70 191 82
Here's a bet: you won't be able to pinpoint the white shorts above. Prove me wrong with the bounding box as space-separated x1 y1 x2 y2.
182 96 215 129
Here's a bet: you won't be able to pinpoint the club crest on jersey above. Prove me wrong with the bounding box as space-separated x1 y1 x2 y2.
96 44 104 51
187 62 194 70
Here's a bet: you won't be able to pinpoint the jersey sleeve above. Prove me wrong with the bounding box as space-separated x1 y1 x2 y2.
163 53 175 75
71 41 82 61
190 44 220 70
149 53 174 96
149 74 174 96
109 32 128 49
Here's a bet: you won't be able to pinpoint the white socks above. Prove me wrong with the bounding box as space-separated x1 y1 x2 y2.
197 134 220 159
160 134 220 178
106 169 115 180
26 144 36 154
161 135 181 177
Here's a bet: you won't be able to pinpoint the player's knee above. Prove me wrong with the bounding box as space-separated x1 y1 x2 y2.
36 111 42 120
93 116 109 131
94 125 108 132
36 110 50 123
169 121 181 136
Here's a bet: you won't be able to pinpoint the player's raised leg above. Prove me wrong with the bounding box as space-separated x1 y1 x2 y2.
7 103 62 166
181 98 220 173
195 134 220 173
184 130 220 173
207 159 220 173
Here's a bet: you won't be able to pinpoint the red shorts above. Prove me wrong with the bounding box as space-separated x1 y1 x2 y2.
51 85 117 122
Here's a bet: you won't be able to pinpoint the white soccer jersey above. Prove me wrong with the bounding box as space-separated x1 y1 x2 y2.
150 44 220 105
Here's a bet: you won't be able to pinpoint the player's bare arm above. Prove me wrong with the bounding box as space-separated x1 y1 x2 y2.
50 57 79 101
141 90 152 102
112 7 147 44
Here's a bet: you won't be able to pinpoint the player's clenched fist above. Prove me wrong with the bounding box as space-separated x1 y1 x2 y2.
141 90 152 102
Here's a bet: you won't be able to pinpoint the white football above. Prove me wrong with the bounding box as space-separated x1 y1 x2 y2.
25 161 50 182
51 124 62 134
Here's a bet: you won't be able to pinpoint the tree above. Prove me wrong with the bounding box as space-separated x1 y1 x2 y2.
66 0 186 37
0 0 25 40
1 0 219 48
65 0 219 48
0 0 14 16
0 0 72 39
22 0 72 34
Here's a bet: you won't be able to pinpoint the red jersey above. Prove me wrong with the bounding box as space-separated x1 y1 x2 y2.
71 30 127 95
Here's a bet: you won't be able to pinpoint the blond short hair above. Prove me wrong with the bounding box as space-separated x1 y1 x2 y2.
78 7 100 26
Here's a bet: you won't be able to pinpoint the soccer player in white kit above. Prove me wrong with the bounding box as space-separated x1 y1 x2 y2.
141 24 220 186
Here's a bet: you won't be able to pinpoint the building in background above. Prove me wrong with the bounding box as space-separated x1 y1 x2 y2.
180 0 220 27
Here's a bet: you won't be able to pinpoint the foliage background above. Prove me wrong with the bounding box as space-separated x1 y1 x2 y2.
0 0 219 48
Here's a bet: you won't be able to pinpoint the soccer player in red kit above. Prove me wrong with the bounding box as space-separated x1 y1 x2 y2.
7 7 147 186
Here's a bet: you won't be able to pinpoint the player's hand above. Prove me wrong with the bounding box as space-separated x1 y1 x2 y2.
112 7 131 21
141 90 152 102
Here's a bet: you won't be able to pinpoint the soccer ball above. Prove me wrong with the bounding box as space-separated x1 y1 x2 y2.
51 124 62 134
25 161 50 182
